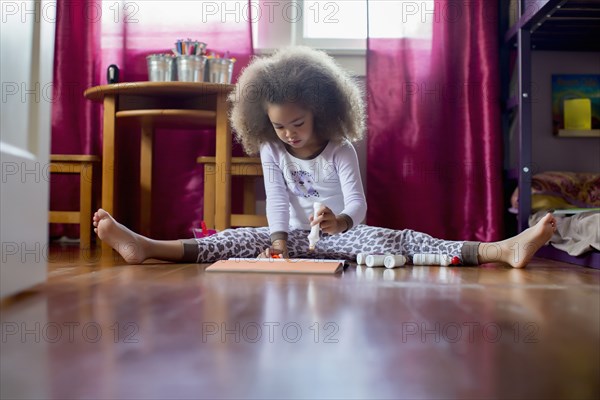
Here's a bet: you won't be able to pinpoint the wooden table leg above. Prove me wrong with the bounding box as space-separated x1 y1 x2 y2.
140 117 153 237
101 96 116 252
214 93 232 231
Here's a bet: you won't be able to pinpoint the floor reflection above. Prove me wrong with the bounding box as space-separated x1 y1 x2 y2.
1 247 598 399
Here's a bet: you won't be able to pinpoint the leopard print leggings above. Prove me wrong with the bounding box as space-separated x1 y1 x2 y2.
182 225 480 265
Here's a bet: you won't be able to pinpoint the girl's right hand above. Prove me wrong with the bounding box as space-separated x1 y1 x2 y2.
309 205 347 235
258 239 289 259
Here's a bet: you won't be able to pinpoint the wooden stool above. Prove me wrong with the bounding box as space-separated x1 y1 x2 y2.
197 156 267 229
49 155 100 249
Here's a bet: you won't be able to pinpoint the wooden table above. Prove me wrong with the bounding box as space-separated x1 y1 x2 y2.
84 82 235 243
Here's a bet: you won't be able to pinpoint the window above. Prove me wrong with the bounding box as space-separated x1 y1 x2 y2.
368 0 433 39
253 0 366 51
300 0 367 50
254 0 433 50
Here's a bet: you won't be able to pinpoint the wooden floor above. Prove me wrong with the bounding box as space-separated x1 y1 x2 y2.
1 245 599 399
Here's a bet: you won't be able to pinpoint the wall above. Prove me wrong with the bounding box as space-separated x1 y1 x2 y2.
531 51 600 173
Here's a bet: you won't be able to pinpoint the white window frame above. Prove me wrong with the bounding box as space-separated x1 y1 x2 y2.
252 0 366 75
294 0 367 51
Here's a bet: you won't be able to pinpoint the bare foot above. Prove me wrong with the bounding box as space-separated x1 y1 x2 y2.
498 212 557 268
93 209 148 264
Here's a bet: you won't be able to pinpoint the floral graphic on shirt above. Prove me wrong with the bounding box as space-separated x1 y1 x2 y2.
289 170 319 198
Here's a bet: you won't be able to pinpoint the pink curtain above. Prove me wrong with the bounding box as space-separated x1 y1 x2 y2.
367 0 503 241
50 0 103 239
51 1 254 240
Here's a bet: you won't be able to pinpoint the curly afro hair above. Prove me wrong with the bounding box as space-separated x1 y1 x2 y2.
228 46 366 155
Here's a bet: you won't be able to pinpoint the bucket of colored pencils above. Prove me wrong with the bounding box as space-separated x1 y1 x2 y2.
176 55 207 82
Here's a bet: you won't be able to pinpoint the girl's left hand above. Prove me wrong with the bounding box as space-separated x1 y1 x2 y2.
258 239 289 259
309 205 347 235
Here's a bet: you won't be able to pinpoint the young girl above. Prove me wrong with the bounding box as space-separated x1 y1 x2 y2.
93 46 556 268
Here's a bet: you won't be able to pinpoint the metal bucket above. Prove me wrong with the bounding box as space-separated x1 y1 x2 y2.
176 55 207 82
146 54 175 82
207 58 234 84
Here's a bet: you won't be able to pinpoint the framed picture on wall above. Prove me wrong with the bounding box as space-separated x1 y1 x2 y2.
551 74 600 137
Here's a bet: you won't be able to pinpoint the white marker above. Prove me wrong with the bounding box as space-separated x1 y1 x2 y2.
308 202 323 251
384 255 407 269
412 254 452 266
365 254 387 268
356 252 368 265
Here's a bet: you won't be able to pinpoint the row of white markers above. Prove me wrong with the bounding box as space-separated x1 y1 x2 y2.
356 253 453 268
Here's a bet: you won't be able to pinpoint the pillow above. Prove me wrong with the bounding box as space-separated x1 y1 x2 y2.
510 171 600 211
531 171 600 208
531 194 578 211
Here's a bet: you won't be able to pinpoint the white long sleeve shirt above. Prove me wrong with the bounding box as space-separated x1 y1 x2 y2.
260 139 367 238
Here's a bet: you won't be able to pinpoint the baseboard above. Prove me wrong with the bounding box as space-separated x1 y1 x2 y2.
535 246 600 269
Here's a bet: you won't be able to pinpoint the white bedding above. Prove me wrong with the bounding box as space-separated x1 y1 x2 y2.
529 211 600 256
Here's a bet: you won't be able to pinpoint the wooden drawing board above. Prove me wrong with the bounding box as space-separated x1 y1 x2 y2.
205 258 346 274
